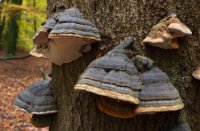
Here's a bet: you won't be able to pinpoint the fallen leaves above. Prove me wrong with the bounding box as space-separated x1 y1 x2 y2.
0 52 51 131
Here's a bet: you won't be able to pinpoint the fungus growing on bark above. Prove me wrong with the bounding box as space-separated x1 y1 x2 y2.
136 67 184 114
75 37 141 104
30 12 62 58
74 36 184 118
97 55 183 118
14 80 58 115
45 7 101 65
192 67 200 80
30 30 50 58
134 55 154 71
42 11 63 32
143 13 192 49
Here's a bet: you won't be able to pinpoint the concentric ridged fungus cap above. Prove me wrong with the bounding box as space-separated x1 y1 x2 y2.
136 67 184 114
37 7 101 65
42 12 62 31
75 37 141 104
14 80 58 115
49 7 101 41
96 67 184 118
96 55 183 118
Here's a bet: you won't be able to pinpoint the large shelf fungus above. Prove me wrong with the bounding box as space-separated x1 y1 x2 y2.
75 37 141 105
136 67 184 114
30 7 101 65
143 13 192 49
47 7 101 65
74 37 184 118
14 80 58 115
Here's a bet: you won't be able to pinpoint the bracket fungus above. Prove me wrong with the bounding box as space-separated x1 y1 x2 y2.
46 7 101 65
192 67 200 80
30 30 50 58
30 12 62 58
75 37 141 105
134 55 154 71
143 13 192 49
30 7 101 65
42 12 62 32
75 36 184 118
14 80 58 115
136 67 184 114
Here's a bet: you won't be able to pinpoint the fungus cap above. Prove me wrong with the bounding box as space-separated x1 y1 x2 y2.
143 14 192 49
42 12 62 31
167 16 192 37
192 67 200 80
96 56 184 117
49 7 100 41
43 7 101 65
74 37 141 104
136 67 184 114
14 80 58 115
32 30 49 45
29 46 46 58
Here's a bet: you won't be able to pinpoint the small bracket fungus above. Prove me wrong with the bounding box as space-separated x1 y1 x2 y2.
45 7 101 65
134 55 154 71
75 37 141 105
192 67 200 80
75 36 184 118
30 12 62 58
30 31 50 58
14 80 58 115
143 13 192 49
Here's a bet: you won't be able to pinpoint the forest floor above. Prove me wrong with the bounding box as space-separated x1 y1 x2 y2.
0 50 50 131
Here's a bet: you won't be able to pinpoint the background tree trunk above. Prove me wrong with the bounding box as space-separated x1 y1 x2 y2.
0 0 6 49
33 0 37 33
47 0 200 131
6 0 22 56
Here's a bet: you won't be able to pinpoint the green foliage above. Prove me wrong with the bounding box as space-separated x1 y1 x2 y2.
0 0 47 52
17 0 47 51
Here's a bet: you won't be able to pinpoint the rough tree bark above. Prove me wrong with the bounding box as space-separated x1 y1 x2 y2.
47 0 200 131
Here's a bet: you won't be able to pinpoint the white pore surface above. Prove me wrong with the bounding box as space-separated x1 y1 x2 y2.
143 37 164 43
43 37 92 65
29 47 46 58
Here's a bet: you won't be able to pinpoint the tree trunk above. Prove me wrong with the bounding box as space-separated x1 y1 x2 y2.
0 0 6 49
33 0 37 33
47 0 200 131
6 0 22 56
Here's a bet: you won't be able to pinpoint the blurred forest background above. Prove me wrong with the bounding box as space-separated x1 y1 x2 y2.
0 0 50 130
0 0 47 56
